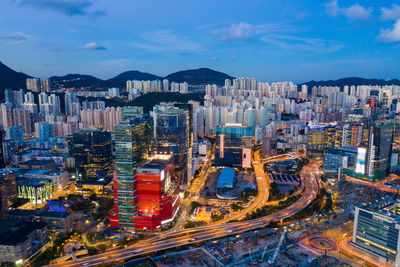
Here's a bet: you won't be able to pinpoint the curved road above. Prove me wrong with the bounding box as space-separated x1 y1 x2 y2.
47 160 321 267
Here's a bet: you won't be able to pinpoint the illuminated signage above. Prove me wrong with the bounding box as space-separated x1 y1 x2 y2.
355 147 366 174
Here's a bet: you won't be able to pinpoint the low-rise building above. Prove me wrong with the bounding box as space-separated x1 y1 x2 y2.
0 220 49 264
352 199 400 266
7 209 73 233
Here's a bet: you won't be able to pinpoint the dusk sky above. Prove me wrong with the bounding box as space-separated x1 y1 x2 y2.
1 0 400 83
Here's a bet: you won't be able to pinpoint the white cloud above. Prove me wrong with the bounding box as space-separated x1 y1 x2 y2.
261 35 343 53
80 42 106 50
343 3 372 20
325 0 339 17
379 19 400 43
381 5 400 21
212 22 290 42
212 23 253 41
135 30 205 55
210 56 217 61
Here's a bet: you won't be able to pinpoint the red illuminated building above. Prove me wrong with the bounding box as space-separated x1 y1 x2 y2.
135 155 180 230
109 155 180 230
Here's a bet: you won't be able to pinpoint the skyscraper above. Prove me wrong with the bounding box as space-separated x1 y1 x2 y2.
306 125 336 158
365 121 394 179
72 129 112 182
152 104 189 186
113 115 153 229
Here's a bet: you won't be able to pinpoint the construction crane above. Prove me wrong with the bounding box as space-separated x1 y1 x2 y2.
268 227 287 265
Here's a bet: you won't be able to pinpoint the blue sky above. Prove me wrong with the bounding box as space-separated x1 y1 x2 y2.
1 0 400 83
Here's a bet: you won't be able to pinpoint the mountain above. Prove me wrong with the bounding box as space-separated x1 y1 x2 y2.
50 74 103 88
0 61 31 90
103 70 161 88
165 68 234 85
300 77 400 90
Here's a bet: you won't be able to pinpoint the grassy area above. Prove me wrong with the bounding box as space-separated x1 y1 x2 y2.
86 233 107 243
244 194 301 220
31 232 79 267
92 197 114 222
184 220 207 229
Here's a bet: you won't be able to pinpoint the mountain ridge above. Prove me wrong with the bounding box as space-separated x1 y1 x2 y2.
300 77 400 90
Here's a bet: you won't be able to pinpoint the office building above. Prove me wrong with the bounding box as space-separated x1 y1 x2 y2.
323 146 358 178
152 105 189 186
112 115 153 230
306 125 336 158
215 123 252 168
352 200 400 266
71 129 112 182
7 209 73 234
0 171 17 218
365 121 394 179
134 155 180 230
0 220 49 264
121 106 143 120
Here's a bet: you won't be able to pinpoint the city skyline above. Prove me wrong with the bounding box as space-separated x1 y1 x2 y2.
1 0 400 82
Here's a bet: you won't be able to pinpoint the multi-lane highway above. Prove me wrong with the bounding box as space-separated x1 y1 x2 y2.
47 159 321 267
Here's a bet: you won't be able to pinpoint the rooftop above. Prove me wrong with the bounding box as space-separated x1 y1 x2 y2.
138 155 172 171
217 168 235 189
0 220 47 246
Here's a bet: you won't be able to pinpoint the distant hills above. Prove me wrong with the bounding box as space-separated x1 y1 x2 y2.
0 61 233 90
165 68 234 85
300 77 400 90
0 61 31 90
2 60 400 93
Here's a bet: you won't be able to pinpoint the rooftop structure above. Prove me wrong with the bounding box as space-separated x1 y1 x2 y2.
217 168 235 189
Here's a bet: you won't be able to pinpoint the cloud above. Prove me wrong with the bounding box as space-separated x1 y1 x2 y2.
325 0 339 17
379 19 400 43
210 56 217 61
80 42 106 50
261 35 343 53
232 56 237 61
212 23 253 41
381 5 400 21
134 30 205 55
212 22 292 42
0 31 29 44
343 3 372 20
19 0 105 17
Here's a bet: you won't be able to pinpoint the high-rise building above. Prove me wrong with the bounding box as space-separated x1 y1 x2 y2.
64 90 80 117
40 78 51 92
306 125 336 158
35 122 54 141
26 78 40 92
121 106 143 120
72 129 112 182
134 154 180 230
152 104 189 186
215 123 253 168
5 126 23 142
365 121 394 179
0 103 13 127
0 131 5 169
352 200 400 266
0 170 17 218
113 115 153 229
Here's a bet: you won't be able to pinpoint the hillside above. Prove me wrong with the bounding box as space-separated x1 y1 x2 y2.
300 77 400 90
102 70 162 88
0 61 30 90
165 68 234 85
50 74 103 88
